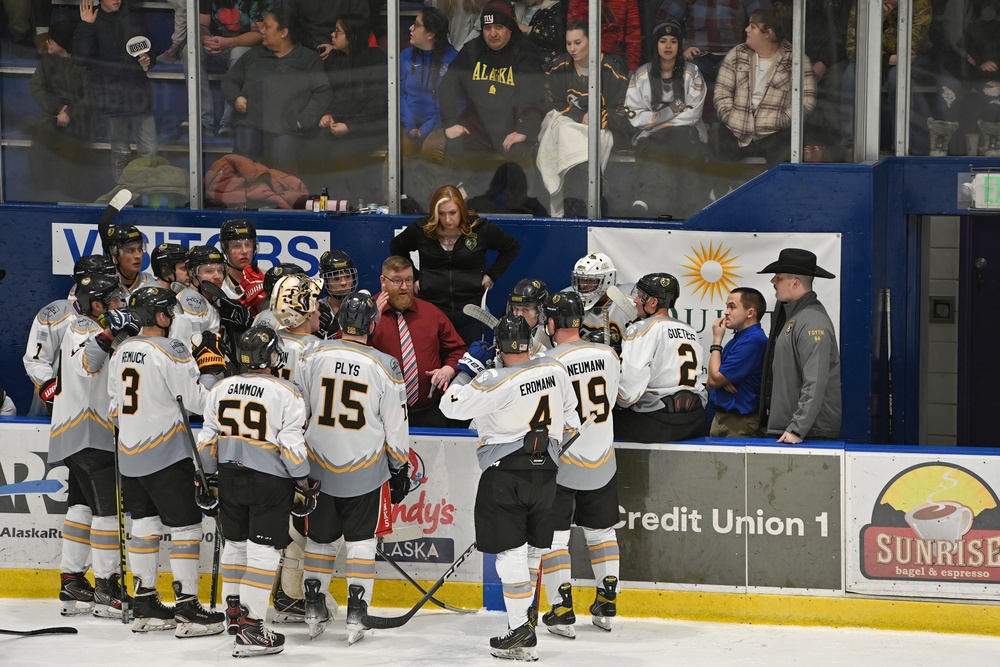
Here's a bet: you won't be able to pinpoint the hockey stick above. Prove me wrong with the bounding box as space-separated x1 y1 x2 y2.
375 536 478 615
97 189 133 256
112 427 130 624
602 309 611 347
0 626 78 636
360 541 478 629
884 288 893 443
177 396 224 609
605 285 638 323
559 414 598 457
480 287 490 341
462 304 498 329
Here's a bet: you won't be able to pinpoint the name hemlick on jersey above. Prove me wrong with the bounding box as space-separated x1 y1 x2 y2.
227 383 265 398
519 375 556 396
120 351 147 364
565 359 605 377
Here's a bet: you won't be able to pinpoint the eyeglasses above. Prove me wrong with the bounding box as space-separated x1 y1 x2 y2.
412 21 424 29
382 276 414 287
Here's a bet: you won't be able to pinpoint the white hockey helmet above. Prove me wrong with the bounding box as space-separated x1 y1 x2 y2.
571 252 617 310
270 274 321 328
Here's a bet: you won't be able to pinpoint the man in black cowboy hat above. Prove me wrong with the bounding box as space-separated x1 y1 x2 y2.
757 248 842 442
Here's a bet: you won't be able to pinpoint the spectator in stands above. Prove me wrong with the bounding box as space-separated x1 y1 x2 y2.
942 0 1000 155
156 0 186 65
514 0 564 71
656 0 772 84
401 7 459 162
74 0 159 183
537 21 630 217
194 0 269 136
3 0 32 46
626 20 710 219
802 0 851 161
390 183 521 344
432 0 488 48
567 0 641 72
29 19 97 201
33 0 55 52
466 161 549 216
223 3 333 175
715 3 817 166
290 0 368 59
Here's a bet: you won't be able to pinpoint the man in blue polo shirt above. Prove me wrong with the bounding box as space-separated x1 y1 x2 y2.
707 287 768 437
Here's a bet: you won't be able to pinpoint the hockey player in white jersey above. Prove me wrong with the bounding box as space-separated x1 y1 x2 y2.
615 273 708 443
441 314 581 662
150 243 222 349
103 224 157 294
107 285 226 637
315 249 358 339
297 292 411 644
49 273 129 619
187 245 250 371
506 278 554 355
538 291 622 636
24 255 117 416
571 252 633 353
253 263 307 331
196 326 315 657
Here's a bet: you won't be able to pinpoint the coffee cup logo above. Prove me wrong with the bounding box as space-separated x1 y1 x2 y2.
904 501 973 544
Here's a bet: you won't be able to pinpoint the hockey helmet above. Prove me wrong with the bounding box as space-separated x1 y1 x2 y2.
636 272 679 310
507 278 548 324
542 290 583 330
571 252 617 311
238 326 284 371
337 291 380 336
219 219 258 263
494 314 531 354
319 249 358 297
76 274 128 315
270 274 321 328
150 243 189 281
263 263 307 297
129 285 178 326
73 254 117 281
186 245 225 273
105 224 145 258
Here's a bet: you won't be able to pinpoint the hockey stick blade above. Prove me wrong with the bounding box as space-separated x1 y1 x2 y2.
462 304 498 329
360 541 477 629
376 544 478 615
605 285 638 323
0 626 78 636
559 414 598 456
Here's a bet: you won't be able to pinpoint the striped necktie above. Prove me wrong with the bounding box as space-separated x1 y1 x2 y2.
396 311 419 405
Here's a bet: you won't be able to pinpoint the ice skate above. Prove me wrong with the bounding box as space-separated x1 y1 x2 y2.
590 576 618 632
489 621 538 662
345 584 368 645
271 582 305 624
93 573 132 621
542 583 576 639
59 572 95 616
303 578 331 639
232 613 285 658
172 581 225 638
927 118 959 157
131 580 177 632
227 595 245 636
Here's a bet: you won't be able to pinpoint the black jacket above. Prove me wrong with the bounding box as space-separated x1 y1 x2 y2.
72 6 154 116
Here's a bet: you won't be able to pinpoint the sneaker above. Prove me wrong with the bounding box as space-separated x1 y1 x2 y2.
345 584 367 645
542 583 576 639
489 621 538 661
590 576 618 632
94 573 132 621
59 572 95 616
217 124 233 138
303 578 331 639
157 45 182 65
172 581 225 638
132 579 177 632
201 121 216 137
226 595 244 636
233 613 284 658
271 584 305 624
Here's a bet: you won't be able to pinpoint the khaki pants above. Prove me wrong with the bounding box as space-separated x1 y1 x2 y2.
710 411 759 438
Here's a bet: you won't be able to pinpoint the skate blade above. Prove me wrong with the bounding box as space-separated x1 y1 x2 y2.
490 647 539 662
61 602 96 616
271 612 305 624
94 605 132 622
347 627 367 645
306 620 330 640
591 616 613 632
175 621 226 638
232 644 284 658
131 617 178 632
545 624 576 639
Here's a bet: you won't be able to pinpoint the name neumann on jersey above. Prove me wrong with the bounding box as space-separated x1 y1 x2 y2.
519 375 556 396
227 383 265 398
0 526 61 538
564 358 605 377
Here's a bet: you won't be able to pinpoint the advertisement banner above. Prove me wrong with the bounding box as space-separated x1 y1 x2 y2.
847 452 1000 598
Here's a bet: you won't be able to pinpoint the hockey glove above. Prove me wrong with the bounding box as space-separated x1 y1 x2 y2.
39 377 58 406
95 330 115 353
388 462 410 504
238 266 267 310
291 478 321 517
316 299 339 340
103 308 141 339
192 332 227 375
456 340 495 378
194 472 219 516
200 282 253 332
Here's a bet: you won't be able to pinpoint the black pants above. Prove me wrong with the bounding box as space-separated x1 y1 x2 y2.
474 464 557 554
613 403 707 444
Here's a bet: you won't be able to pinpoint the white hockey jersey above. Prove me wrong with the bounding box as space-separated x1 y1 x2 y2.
24 299 79 415
49 315 115 464
197 373 311 480
252 307 278 330
581 294 633 351
170 286 221 348
276 330 318 391
441 356 580 471
299 340 409 498
541 340 620 490
618 315 707 413
108 335 211 477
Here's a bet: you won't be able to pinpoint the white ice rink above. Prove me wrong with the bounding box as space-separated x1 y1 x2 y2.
2 598 998 666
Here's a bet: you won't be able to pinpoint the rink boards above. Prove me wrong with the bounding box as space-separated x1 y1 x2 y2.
3 423 1000 634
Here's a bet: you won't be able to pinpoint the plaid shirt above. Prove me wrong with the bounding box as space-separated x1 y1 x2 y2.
714 43 816 147
657 0 772 54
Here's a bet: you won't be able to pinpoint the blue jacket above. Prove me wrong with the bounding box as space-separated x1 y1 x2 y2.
400 44 459 137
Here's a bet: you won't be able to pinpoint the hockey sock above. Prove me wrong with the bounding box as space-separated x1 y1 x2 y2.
527 544 543 602
495 544 532 629
169 523 203 596
542 530 572 607
61 504 93 574
222 539 248 600
583 527 620 582
91 515 120 579
279 523 307 598
303 538 339 593
344 538 376 603
129 516 164 591
242 542 281 620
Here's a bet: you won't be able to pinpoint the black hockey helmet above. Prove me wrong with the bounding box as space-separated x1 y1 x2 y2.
105 224 145 259
238 325 284 370
507 278 549 310
150 243 189 281
636 272 679 310
494 314 531 354
263 262 307 297
76 274 127 315
542 290 583 330
219 219 258 262
337 291 380 336
186 245 225 273
319 249 358 297
129 285 178 326
73 254 117 281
